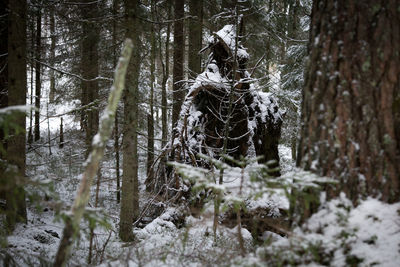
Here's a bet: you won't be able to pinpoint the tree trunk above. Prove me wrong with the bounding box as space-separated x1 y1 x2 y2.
146 0 156 191
80 0 100 154
59 117 64 148
120 0 141 242
34 7 41 141
112 0 121 204
49 5 56 102
161 3 171 150
188 0 203 77
0 0 8 190
6 0 27 232
172 0 185 127
28 18 34 145
298 0 400 203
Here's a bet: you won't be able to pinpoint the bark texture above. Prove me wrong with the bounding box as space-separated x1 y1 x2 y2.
146 0 156 190
172 0 185 127
188 0 203 77
298 0 400 203
49 6 56 102
34 7 41 141
0 0 8 188
80 0 100 153
120 0 141 242
6 0 27 231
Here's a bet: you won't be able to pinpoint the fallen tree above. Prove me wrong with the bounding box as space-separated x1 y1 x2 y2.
149 23 284 199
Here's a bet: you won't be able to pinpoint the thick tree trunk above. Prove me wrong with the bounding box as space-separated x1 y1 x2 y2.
80 0 100 154
172 0 185 127
120 0 141 242
188 0 203 77
0 0 8 187
6 0 27 232
34 7 41 141
298 0 400 203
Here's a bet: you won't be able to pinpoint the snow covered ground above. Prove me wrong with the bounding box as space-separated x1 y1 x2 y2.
2 122 400 266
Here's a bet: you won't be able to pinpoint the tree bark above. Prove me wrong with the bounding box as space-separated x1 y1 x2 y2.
172 0 185 127
0 0 8 188
112 0 121 204
146 0 156 191
49 5 56 102
120 0 141 242
298 0 400 203
5 0 27 232
188 0 203 77
34 6 41 141
80 0 100 154
161 2 171 150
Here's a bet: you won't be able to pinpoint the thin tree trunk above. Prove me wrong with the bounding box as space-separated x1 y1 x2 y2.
59 117 64 148
88 168 102 264
161 3 171 150
146 0 156 191
46 102 51 155
112 0 120 204
34 7 41 141
53 39 133 267
28 18 34 145
49 6 56 102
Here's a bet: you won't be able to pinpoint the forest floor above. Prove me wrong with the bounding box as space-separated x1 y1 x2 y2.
2 115 400 266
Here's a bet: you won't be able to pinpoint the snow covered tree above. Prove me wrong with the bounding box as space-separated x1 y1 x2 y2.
152 22 284 194
298 0 400 203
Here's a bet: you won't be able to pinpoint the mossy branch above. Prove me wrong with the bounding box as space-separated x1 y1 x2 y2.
53 38 133 267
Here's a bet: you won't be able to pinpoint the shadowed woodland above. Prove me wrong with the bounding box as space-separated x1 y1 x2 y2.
0 0 399 266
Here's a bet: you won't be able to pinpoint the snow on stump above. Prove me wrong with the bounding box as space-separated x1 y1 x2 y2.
151 24 284 196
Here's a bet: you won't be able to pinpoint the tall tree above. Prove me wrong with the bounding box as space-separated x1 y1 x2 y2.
146 0 156 190
112 0 121 203
188 0 203 77
34 4 41 141
298 0 400 203
0 0 8 200
80 0 100 153
6 0 28 231
120 0 141 241
161 1 171 151
49 3 56 102
172 0 184 127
